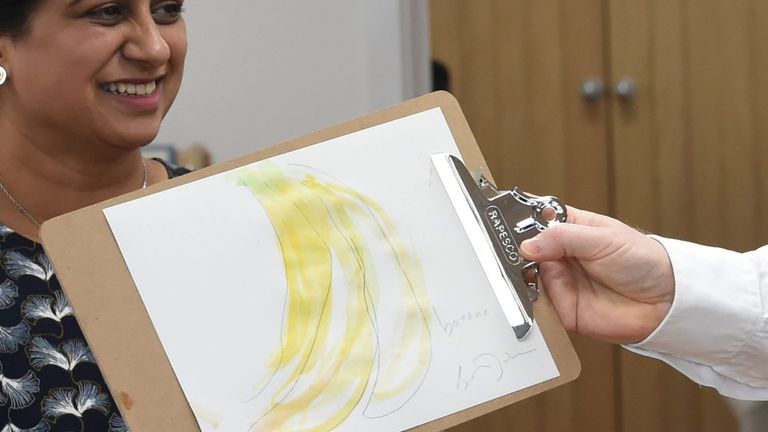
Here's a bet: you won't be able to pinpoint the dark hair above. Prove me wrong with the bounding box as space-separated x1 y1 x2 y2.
0 0 44 38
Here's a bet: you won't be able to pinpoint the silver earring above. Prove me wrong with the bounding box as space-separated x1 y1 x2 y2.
0 66 7 86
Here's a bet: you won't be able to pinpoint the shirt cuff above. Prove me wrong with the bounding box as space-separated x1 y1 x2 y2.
622 345 768 400
628 236 762 364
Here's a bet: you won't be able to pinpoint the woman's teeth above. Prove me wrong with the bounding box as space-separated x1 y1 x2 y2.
102 81 158 96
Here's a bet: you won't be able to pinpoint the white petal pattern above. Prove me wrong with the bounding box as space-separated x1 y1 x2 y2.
74 381 110 416
21 296 55 322
0 420 50 432
0 279 18 309
61 340 95 370
109 413 129 432
52 291 73 319
28 338 95 371
0 369 40 409
3 251 54 281
21 292 73 323
0 225 12 239
42 387 80 419
42 381 110 420
27 337 69 371
0 321 30 353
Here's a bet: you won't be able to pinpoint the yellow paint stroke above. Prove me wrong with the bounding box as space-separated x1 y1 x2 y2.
232 163 432 431
191 403 222 429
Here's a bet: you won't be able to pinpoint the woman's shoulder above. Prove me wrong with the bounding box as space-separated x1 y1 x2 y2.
0 223 40 250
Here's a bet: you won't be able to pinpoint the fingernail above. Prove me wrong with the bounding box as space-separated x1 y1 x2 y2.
520 238 540 256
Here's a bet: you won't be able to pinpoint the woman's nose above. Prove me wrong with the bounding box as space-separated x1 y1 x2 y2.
122 16 171 68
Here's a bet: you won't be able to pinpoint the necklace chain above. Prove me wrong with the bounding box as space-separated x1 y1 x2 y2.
0 159 148 229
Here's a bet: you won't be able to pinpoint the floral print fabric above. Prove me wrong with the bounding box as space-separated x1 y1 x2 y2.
0 159 189 431
0 226 128 431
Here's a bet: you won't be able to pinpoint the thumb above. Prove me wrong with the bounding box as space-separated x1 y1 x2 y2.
520 223 618 262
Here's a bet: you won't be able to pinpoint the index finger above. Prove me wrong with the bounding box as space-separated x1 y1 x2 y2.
565 205 628 229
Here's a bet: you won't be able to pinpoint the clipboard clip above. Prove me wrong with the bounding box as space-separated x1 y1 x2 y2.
431 154 567 340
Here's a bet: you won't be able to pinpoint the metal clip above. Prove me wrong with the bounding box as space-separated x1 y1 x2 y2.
431 154 567 339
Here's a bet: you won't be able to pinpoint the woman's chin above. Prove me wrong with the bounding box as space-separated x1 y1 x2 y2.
101 122 163 151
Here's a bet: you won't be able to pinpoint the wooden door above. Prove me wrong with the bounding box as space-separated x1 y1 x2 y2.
431 1 616 431
608 0 765 430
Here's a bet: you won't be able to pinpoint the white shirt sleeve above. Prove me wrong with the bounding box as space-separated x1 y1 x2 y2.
623 236 768 401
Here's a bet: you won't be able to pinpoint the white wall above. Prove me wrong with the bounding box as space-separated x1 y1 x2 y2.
155 0 431 163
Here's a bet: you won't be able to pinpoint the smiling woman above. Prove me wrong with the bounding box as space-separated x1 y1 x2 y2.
0 0 189 430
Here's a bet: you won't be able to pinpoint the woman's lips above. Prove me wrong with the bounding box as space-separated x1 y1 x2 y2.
101 79 163 111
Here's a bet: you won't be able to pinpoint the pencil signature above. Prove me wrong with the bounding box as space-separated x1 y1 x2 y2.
456 349 536 390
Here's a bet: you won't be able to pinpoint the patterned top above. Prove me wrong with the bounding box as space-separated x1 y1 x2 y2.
0 161 189 431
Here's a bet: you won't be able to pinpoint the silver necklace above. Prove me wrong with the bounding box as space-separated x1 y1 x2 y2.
0 159 148 229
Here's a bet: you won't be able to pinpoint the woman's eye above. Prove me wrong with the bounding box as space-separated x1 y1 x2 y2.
87 4 124 24
152 2 185 24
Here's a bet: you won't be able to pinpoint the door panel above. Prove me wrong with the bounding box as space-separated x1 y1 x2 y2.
431 2 616 431
430 0 759 430
609 0 763 430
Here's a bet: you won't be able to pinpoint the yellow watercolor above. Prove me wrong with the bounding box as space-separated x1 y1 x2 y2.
191 403 222 429
232 163 432 431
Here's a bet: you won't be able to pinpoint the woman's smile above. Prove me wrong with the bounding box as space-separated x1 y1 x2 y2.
100 77 164 111
0 0 187 148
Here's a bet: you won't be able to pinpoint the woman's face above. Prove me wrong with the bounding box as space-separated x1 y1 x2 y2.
0 0 187 152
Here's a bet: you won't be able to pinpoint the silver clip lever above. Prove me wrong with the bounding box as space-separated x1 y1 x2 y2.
432 154 567 339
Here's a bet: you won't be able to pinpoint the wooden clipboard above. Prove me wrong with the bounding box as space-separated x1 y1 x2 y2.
41 91 580 431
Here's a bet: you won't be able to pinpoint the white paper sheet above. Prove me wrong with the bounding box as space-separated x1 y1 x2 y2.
104 108 559 431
